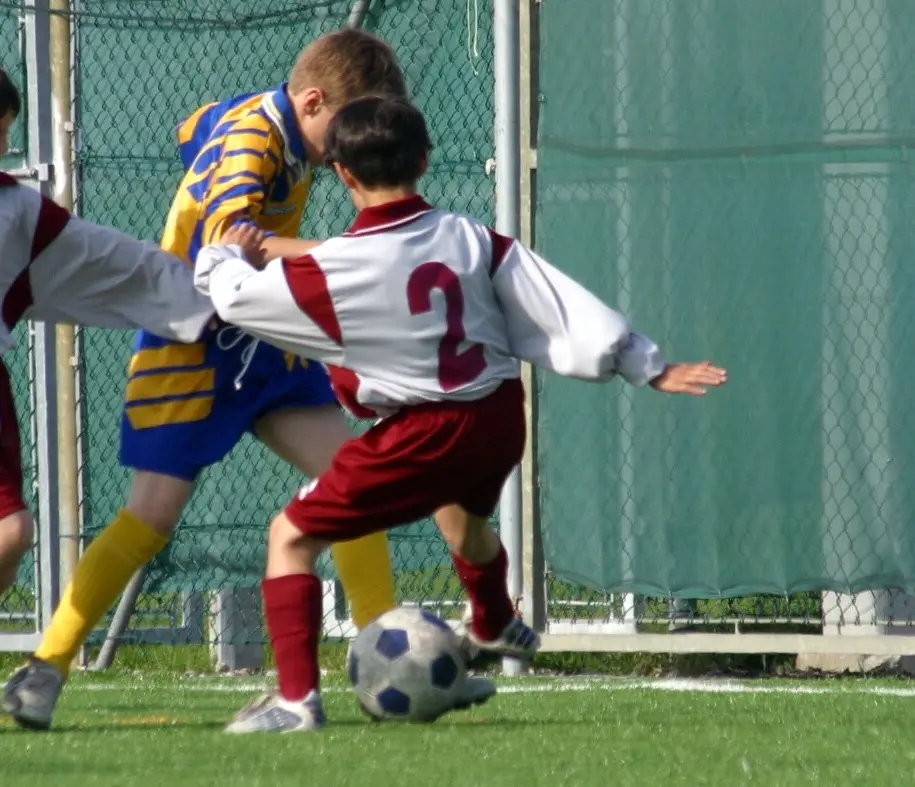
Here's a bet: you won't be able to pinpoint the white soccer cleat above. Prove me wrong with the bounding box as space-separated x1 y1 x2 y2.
224 690 326 734
465 615 540 661
2 658 65 731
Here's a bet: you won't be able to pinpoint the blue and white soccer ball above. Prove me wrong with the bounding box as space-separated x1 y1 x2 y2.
347 606 468 722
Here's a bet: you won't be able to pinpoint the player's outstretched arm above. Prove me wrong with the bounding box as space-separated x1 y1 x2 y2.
490 231 664 385
28 215 215 342
490 231 727 394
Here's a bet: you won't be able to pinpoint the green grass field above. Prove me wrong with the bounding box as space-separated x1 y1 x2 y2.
2 670 915 787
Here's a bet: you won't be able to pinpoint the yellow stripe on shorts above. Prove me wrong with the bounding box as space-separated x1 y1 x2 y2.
125 368 216 404
129 343 207 376
125 395 215 430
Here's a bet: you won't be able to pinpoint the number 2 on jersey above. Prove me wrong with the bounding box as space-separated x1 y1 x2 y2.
407 262 487 391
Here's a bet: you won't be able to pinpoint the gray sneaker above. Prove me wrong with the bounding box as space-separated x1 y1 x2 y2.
452 675 497 711
224 691 326 734
2 658 65 730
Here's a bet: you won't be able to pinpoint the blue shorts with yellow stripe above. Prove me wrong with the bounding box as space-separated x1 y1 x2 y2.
120 326 337 481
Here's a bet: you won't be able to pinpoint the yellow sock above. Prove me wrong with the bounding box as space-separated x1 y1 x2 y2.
35 509 168 676
331 531 396 629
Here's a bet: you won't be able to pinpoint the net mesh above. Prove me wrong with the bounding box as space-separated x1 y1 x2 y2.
536 0 915 632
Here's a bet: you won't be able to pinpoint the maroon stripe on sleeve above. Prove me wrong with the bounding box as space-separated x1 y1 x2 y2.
1 269 32 331
2 188 71 330
281 254 343 346
487 229 513 277
30 194 71 263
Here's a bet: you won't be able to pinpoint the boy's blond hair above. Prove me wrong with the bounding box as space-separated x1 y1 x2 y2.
289 29 406 107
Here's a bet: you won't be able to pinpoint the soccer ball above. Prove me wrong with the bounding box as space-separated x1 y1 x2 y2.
347 606 468 722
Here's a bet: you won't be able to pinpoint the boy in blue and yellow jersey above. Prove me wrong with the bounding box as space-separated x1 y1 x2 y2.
4 30 409 732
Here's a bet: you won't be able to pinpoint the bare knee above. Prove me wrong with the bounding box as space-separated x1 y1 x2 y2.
255 405 352 478
125 471 195 538
0 510 34 562
435 505 500 565
266 513 328 578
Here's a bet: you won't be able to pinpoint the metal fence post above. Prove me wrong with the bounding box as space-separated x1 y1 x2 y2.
24 0 61 634
49 0 80 620
494 0 523 677
518 0 546 634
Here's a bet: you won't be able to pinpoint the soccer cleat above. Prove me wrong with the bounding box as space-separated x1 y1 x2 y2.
2 658 65 731
224 690 326 734
466 615 540 661
452 675 497 711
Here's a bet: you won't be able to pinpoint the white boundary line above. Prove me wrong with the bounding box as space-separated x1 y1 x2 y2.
69 676 915 698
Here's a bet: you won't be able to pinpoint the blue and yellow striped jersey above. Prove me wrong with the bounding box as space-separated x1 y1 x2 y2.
162 83 313 262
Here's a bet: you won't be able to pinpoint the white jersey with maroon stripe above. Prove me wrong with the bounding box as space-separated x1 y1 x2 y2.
195 194 666 418
0 173 213 353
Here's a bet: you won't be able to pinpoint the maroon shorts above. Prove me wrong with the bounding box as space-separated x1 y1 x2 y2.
0 359 25 519
284 378 526 542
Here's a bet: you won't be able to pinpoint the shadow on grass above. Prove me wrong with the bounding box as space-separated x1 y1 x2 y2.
0 717 224 734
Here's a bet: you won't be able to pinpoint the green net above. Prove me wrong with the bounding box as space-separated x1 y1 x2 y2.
536 0 915 604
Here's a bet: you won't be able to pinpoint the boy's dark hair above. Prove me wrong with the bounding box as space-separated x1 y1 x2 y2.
324 95 432 188
0 68 21 118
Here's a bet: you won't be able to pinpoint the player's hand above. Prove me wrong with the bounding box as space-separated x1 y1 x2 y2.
222 224 266 268
649 361 727 396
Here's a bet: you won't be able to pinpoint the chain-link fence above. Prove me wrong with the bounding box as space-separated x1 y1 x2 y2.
8 0 915 668
59 0 496 659
536 0 915 638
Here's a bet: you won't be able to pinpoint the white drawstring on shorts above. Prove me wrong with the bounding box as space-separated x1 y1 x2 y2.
216 325 259 390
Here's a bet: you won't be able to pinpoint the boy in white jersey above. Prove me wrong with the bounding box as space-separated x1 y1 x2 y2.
0 70 214 605
194 95 728 733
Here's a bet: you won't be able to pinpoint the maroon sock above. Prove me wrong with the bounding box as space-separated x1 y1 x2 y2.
452 545 514 641
262 574 322 701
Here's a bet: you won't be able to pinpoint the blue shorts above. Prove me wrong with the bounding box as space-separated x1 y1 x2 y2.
119 326 337 481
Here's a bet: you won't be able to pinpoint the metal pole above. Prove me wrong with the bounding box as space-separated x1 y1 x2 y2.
518 0 546 633
91 566 147 670
494 0 523 677
345 0 371 29
24 0 62 632
49 0 80 608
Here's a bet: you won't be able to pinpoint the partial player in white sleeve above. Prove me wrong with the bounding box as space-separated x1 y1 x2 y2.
0 70 214 604
0 171 214 596
192 95 727 734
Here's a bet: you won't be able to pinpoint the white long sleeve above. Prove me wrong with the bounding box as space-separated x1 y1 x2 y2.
25 216 215 343
491 239 666 386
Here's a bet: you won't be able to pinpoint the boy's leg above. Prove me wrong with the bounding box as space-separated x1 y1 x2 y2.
33 471 191 674
5 332 238 731
0 511 33 596
437 504 539 658
3 471 191 730
0 357 32 596
255 396 397 631
224 512 328 734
